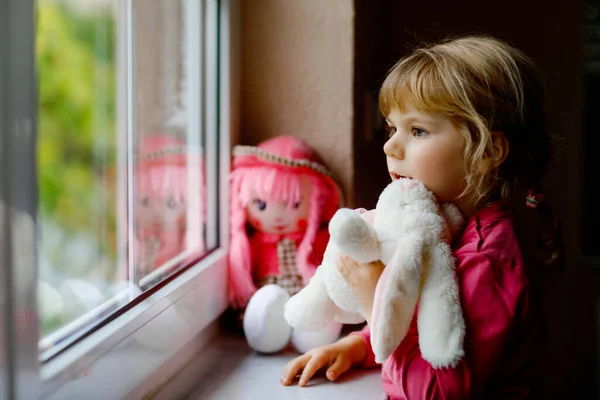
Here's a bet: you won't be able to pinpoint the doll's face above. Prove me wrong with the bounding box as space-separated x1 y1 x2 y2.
136 193 186 232
246 176 312 235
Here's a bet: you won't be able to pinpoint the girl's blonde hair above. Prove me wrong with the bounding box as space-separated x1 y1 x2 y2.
380 35 562 269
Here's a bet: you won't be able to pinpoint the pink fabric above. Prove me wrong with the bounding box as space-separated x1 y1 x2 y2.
350 202 545 399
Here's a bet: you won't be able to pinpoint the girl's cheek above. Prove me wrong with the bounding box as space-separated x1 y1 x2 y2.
297 218 307 231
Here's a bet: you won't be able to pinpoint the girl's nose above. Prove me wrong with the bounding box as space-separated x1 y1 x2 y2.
383 135 404 160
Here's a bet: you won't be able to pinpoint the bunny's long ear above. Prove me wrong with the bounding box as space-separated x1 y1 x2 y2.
417 241 465 368
371 234 424 363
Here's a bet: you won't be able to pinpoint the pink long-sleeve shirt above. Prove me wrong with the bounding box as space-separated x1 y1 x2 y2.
352 202 545 399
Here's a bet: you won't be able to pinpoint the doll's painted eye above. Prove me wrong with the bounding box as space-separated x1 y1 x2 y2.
253 199 267 211
140 197 150 207
166 197 178 209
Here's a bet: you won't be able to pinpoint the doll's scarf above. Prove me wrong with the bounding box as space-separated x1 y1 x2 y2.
255 233 306 296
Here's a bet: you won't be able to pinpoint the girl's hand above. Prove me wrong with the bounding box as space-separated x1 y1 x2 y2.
337 254 385 326
280 335 368 387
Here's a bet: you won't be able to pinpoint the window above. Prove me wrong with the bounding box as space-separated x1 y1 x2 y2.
0 0 235 397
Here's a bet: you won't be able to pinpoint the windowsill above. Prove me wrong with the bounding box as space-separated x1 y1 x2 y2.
155 328 385 399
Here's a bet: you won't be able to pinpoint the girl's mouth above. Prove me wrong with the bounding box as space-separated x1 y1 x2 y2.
390 172 411 180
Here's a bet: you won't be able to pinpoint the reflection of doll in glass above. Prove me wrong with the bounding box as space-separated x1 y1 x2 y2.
229 135 344 354
134 134 204 277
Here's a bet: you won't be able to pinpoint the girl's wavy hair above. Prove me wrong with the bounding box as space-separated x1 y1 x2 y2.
379 35 562 271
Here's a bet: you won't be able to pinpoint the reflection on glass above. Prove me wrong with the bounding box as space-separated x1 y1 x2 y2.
131 0 206 287
36 0 208 358
133 135 205 285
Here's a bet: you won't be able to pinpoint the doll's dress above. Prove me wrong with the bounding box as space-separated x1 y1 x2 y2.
243 236 342 354
256 238 304 296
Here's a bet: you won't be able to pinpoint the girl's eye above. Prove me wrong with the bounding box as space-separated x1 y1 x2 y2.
412 127 429 138
253 199 267 211
293 201 301 209
384 125 396 138
140 197 149 207
166 197 178 209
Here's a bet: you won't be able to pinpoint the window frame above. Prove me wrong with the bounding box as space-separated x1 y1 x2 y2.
0 0 237 398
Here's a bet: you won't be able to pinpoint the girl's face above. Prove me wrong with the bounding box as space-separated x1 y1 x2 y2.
383 104 469 205
246 176 312 235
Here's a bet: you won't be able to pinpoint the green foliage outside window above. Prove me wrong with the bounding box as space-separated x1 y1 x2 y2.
36 0 119 335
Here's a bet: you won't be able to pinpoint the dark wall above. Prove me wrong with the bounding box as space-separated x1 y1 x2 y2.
353 0 592 397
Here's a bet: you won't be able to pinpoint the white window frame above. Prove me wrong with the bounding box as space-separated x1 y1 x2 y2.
0 0 238 398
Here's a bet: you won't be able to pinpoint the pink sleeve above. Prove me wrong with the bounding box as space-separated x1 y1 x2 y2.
349 325 379 369
385 251 526 399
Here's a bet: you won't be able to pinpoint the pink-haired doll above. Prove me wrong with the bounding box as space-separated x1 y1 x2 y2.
229 135 344 354
133 134 205 279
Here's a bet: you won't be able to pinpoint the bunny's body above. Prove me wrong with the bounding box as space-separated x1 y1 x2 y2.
284 178 466 367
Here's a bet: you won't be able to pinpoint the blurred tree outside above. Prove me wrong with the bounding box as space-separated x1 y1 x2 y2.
36 0 120 335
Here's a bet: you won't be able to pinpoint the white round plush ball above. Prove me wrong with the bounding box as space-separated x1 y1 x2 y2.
243 284 292 354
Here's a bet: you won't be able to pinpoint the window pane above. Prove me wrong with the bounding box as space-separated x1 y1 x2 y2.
36 0 214 359
37 0 121 344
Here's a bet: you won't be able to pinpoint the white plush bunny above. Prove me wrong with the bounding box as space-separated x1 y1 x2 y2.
284 178 466 367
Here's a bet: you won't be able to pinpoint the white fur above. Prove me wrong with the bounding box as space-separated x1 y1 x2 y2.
284 179 466 367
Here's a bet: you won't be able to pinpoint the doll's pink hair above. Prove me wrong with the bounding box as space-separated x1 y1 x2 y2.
228 167 329 307
228 136 340 308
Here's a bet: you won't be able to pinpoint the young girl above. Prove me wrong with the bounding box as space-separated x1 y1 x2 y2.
280 35 563 398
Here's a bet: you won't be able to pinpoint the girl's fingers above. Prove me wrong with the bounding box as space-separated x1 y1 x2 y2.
337 255 350 280
337 254 345 269
338 255 359 285
298 354 327 387
280 354 310 386
326 355 351 381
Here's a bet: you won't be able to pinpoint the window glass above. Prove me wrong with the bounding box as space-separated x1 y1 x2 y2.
36 0 214 360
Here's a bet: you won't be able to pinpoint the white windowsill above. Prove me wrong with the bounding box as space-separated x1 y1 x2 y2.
152 328 385 399
45 251 228 399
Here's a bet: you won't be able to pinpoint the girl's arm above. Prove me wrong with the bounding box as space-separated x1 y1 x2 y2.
348 324 379 369
336 255 383 369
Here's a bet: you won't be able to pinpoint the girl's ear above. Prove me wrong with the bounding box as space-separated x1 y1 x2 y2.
489 131 509 168
479 131 509 173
